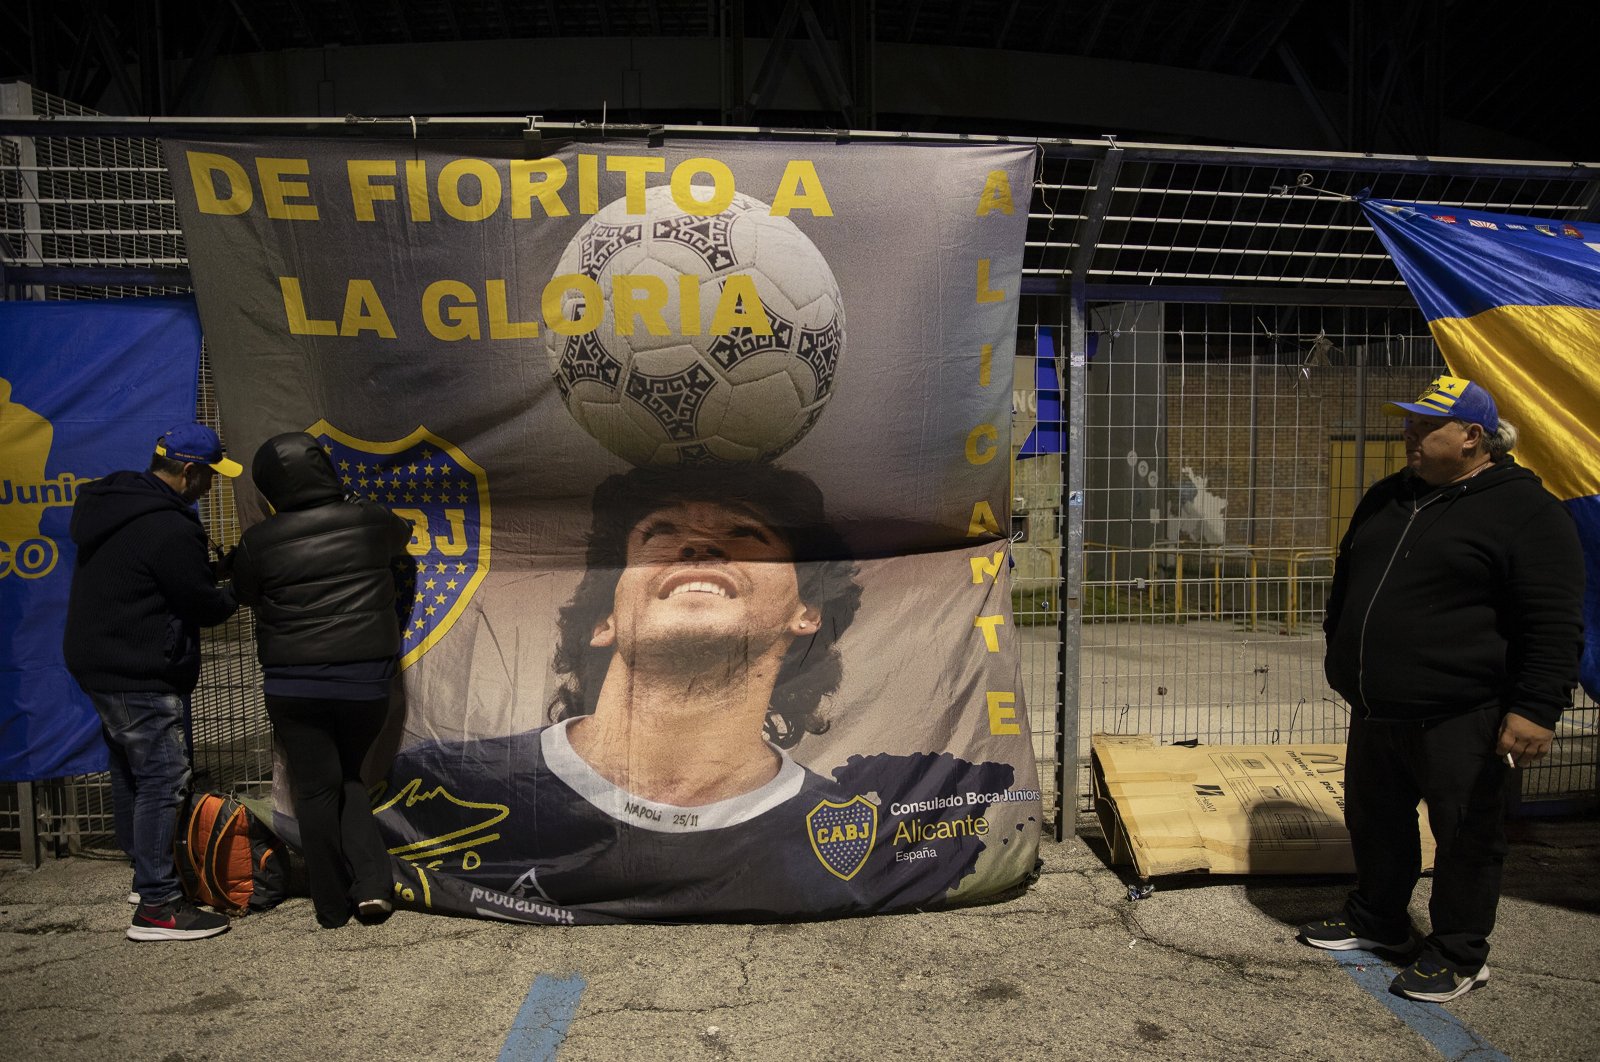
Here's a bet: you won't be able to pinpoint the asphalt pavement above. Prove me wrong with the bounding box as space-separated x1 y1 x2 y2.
2 816 1596 1062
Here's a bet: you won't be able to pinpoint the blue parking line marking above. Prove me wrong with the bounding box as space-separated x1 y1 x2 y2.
1332 952 1508 1061
497 973 588 1062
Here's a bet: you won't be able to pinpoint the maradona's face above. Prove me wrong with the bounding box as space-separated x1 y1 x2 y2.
591 500 819 660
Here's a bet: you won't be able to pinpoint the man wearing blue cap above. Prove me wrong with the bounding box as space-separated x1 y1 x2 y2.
1300 375 1584 1001
64 423 242 941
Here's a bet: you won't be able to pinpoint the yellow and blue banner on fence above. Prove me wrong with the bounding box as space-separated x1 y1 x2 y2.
0 298 203 781
1361 197 1600 701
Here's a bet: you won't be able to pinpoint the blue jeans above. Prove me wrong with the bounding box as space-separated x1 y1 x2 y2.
89 690 193 905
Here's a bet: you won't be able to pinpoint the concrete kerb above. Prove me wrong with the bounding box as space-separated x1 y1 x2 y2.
3 818 1596 1062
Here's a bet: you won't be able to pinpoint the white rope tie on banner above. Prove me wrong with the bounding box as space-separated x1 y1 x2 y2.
410 115 418 140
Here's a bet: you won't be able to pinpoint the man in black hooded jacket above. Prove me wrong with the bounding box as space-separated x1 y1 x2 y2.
1299 375 1584 1002
63 422 241 941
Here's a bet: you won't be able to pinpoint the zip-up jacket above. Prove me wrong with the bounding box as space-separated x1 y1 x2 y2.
231 433 414 668
63 471 238 693
1323 457 1583 728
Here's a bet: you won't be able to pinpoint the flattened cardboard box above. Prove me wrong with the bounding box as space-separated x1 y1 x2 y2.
1091 734 1434 879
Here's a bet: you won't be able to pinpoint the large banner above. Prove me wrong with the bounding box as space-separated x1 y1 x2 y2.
165 137 1041 922
1362 199 1600 702
0 298 202 781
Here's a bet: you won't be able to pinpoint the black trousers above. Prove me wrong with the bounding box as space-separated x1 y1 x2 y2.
1342 705 1516 972
266 694 394 927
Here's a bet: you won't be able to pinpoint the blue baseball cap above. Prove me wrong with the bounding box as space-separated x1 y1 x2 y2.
155 423 243 477
1384 374 1500 434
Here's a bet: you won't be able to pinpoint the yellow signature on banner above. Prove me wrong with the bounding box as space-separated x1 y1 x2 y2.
374 774 508 870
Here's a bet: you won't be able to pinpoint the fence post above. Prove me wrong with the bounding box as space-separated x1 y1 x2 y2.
1055 145 1123 838
1174 553 1184 617
18 781 41 869
1249 554 1259 631
1056 286 1086 840
1287 553 1300 634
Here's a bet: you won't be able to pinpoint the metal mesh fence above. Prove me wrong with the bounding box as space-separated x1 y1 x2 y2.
3 96 1597 854
1016 148 1600 827
1 89 271 858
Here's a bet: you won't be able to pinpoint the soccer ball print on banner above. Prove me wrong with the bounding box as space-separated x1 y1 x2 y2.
548 185 843 466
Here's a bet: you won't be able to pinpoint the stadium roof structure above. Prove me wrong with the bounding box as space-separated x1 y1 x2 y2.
1 0 1595 160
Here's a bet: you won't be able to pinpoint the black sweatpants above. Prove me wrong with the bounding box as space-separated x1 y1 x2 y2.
266 695 394 927
1342 705 1516 972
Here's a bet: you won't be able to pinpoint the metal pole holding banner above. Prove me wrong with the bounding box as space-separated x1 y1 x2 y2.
1053 146 1122 837
1056 290 1088 838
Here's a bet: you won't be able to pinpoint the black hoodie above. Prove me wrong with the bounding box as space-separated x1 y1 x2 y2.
1323 457 1583 729
231 433 414 669
63 471 237 693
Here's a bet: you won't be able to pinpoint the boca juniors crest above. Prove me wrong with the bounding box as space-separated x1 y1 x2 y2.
307 421 491 669
806 796 878 881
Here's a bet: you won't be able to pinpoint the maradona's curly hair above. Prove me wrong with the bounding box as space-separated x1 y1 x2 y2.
548 465 861 749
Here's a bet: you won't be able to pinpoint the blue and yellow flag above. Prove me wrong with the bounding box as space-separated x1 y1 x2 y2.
1362 198 1600 701
0 298 202 781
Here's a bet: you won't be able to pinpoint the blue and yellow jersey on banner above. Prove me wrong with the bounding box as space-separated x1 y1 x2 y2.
1362 198 1600 700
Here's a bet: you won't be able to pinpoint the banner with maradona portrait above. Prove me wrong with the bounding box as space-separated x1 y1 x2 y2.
165 136 1040 923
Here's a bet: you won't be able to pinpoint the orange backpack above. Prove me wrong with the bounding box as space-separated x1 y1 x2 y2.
176 792 293 915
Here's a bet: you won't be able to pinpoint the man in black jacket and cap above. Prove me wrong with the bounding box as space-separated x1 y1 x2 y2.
1299 375 1584 1002
64 422 242 941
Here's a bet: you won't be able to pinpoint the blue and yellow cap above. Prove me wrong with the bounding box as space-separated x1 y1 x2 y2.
1384 374 1499 433
155 422 243 477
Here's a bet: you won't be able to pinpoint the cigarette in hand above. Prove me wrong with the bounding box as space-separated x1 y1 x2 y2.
1505 753 1516 768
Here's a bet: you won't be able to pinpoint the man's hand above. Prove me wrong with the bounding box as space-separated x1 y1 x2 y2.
1496 713 1555 767
211 544 238 580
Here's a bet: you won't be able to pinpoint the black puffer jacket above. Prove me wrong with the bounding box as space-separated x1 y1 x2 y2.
232 433 414 667
1323 457 1583 728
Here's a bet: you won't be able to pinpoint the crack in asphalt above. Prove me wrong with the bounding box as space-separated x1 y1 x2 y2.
570 1000 769 1021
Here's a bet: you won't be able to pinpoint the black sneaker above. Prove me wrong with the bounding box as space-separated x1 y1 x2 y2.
127 899 231 941
1298 915 1415 953
355 898 394 925
1391 958 1490 1002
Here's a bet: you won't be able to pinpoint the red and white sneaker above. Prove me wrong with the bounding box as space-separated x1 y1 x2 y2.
126 899 230 941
